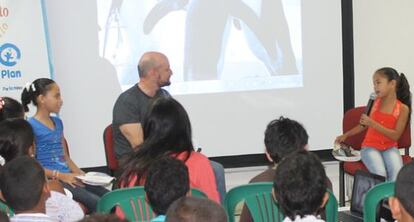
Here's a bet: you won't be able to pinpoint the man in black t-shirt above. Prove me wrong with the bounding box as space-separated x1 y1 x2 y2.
112 51 172 159
112 51 227 203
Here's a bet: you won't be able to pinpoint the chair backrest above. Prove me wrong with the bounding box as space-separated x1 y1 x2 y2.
190 188 208 198
103 124 119 172
97 186 207 221
97 186 154 221
224 182 338 222
343 107 367 150
225 182 282 222
343 106 411 151
363 181 395 222
0 200 14 217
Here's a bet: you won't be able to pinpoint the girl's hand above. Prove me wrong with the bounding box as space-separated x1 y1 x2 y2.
73 169 86 175
360 114 374 127
59 173 84 188
335 134 347 144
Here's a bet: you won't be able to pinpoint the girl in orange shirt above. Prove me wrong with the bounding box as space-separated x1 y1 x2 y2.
118 97 219 202
336 67 411 181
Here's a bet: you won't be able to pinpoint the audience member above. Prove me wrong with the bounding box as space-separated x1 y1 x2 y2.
0 97 24 122
0 157 53 221
0 119 84 221
145 157 190 222
273 150 328 222
21 78 108 213
118 97 219 202
165 196 227 222
389 161 414 222
240 117 331 222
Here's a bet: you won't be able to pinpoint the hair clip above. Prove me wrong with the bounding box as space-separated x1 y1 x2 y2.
25 82 32 91
0 155 5 166
31 83 36 92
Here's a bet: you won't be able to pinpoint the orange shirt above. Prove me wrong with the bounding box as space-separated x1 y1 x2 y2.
116 151 219 219
362 98 401 150
122 151 219 202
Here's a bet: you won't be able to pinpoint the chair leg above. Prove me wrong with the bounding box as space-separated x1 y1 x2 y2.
339 161 345 206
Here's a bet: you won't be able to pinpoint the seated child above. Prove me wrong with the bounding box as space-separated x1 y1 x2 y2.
21 78 108 212
0 157 53 221
144 157 190 222
389 161 414 222
273 150 328 222
0 118 84 221
165 196 227 222
0 97 25 121
240 117 332 222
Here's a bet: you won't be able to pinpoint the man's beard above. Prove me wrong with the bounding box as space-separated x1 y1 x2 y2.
160 80 171 87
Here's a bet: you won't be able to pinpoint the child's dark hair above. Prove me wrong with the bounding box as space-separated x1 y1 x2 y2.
0 119 34 163
21 78 56 112
394 161 414 218
166 196 227 222
376 67 412 117
0 97 24 122
0 156 46 212
273 150 327 220
264 116 308 163
119 97 194 186
144 157 189 215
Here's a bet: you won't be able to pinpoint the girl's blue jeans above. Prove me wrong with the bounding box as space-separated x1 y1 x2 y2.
361 147 403 181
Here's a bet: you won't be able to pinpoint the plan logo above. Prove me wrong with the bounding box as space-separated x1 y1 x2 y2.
0 43 21 67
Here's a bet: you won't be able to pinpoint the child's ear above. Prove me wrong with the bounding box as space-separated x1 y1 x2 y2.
29 143 36 158
320 192 329 208
37 94 45 104
265 151 273 163
389 197 402 220
43 182 51 199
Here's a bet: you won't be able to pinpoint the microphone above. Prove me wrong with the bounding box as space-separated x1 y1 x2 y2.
364 93 377 115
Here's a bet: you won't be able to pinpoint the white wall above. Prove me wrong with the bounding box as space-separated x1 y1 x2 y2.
44 1 122 167
353 0 414 154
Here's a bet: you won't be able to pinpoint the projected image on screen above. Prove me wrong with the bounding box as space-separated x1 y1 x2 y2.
97 0 302 94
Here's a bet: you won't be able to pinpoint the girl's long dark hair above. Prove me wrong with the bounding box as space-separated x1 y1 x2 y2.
21 78 55 112
118 97 194 186
376 67 412 118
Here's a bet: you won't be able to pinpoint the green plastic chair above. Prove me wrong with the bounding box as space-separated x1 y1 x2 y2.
363 181 395 222
225 182 283 222
224 182 338 222
97 186 207 221
0 200 14 217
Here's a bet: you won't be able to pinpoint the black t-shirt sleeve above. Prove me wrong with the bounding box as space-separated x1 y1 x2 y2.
113 94 141 125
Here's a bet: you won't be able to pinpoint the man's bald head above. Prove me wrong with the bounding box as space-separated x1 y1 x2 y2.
137 52 168 78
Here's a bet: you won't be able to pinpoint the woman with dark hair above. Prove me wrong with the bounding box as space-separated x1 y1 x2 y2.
119 97 219 202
